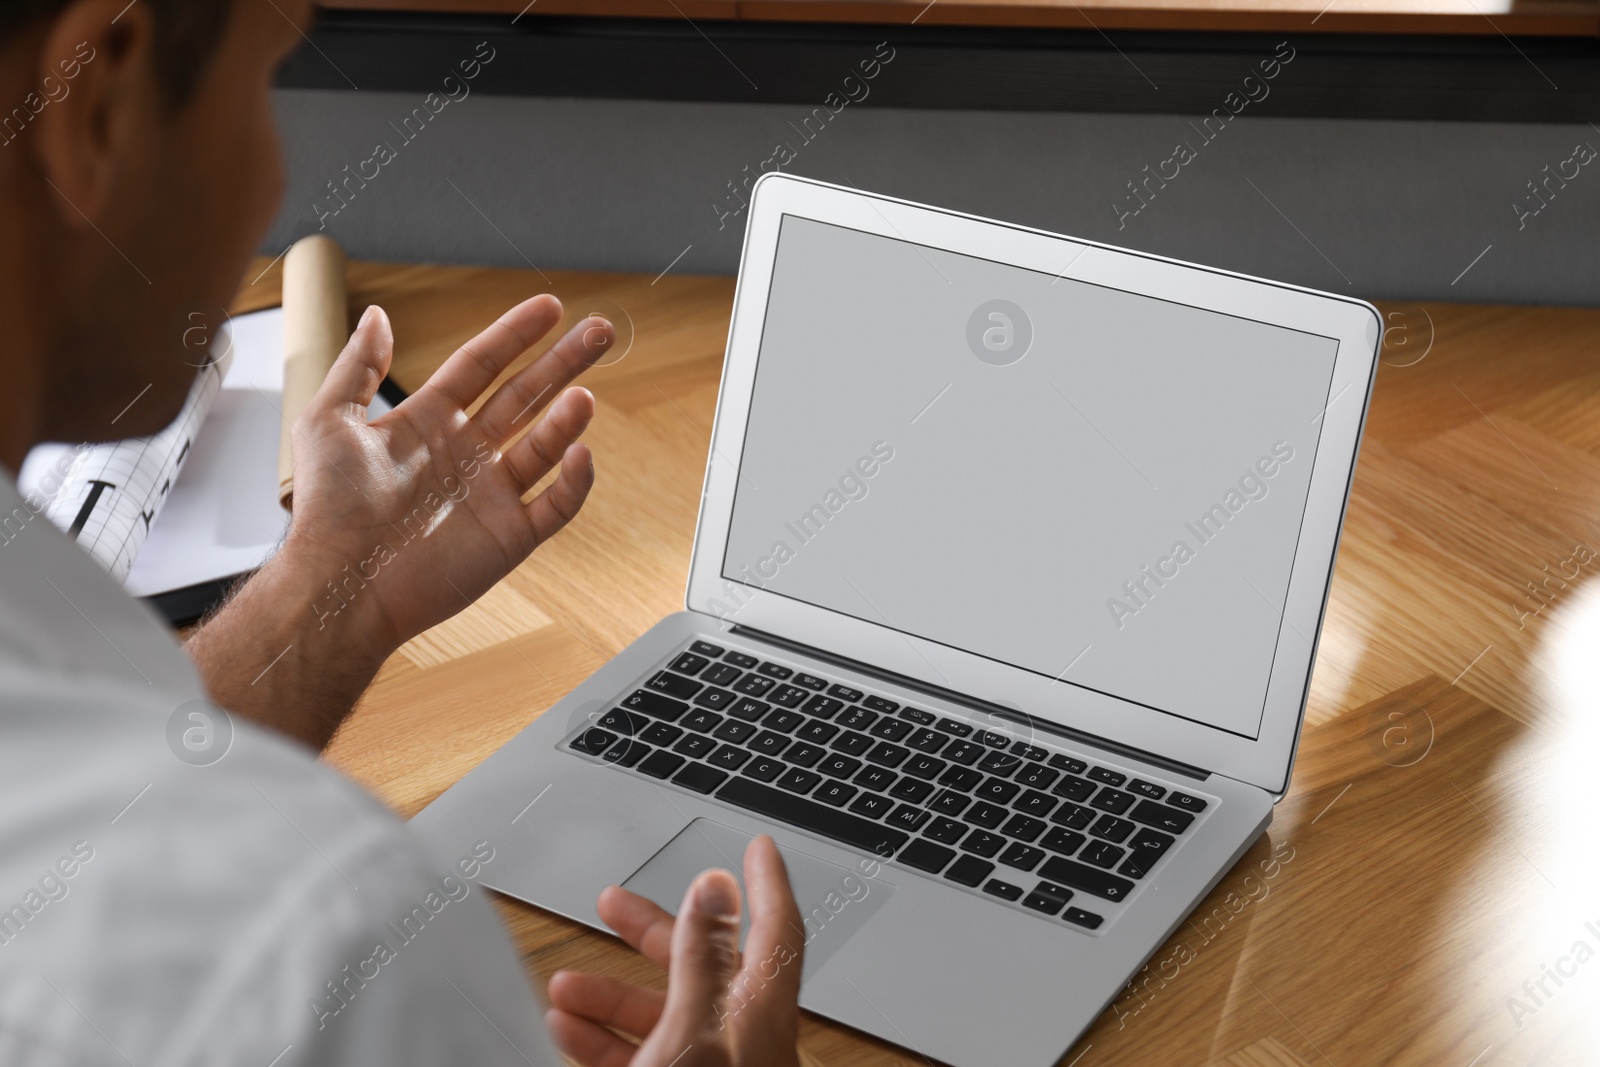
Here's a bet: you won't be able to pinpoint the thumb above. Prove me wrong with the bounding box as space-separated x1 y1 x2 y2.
655 869 743 1048
310 304 392 418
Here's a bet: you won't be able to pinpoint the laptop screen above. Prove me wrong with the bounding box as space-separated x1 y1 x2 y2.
721 215 1339 740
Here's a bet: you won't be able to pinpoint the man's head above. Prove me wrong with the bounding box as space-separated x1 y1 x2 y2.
0 0 312 470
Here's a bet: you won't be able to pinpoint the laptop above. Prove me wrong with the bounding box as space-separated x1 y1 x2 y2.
410 173 1381 1066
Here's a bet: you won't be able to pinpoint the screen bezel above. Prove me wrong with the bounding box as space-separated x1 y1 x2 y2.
685 173 1379 796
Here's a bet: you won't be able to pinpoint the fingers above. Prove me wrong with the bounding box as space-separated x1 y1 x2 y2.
653 869 743 1046
544 1009 639 1067
424 294 564 411
307 305 393 418
474 313 615 444
524 441 595 548
597 884 678 971
736 836 806 1013
502 386 595 492
547 971 666 1039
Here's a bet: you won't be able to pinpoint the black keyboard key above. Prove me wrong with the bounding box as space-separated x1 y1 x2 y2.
976 730 1011 748
925 816 967 844
671 652 710 675
888 778 933 804
938 766 983 792
1048 753 1088 775
1041 827 1086 856
1022 888 1068 916
1081 841 1125 869
793 672 829 691
966 801 1008 829
768 684 808 708
1001 813 1046 842
976 778 1020 805
1011 743 1047 761
1062 907 1104 930
672 762 728 794
712 720 757 744
887 805 931 833
603 739 650 767
937 718 973 737
741 757 785 783
650 672 702 700
727 697 770 722
709 745 751 770
906 728 948 754
1167 790 1208 813
785 742 826 768
777 768 822 794
757 662 793 679
1052 776 1095 802
929 790 971 817
819 754 861 779
682 709 723 733
1091 815 1136 843
849 792 895 819
1088 766 1127 786
701 664 742 687
804 695 845 719
838 706 877 730
945 855 994 887
640 722 683 746
718 777 908 857
903 755 946 780
1050 802 1094 830
1128 827 1176 861
869 718 913 742
814 780 857 807
854 765 896 792
639 751 685 779
689 641 723 657
828 684 865 702
1000 842 1046 872
1013 790 1057 818
597 708 651 735
623 690 688 722
961 830 1006 858
942 741 984 766
722 651 758 669
571 728 617 755
898 839 954 873
1090 787 1135 815
866 742 911 768
977 751 1023 776
984 879 1023 901
749 731 790 757
1129 779 1166 800
864 695 900 714
1015 763 1059 790
1129 799 1195 834
898 706 936 726
734 674 776 697
798 720 839 744
764 709 805 733
693 688 735 711
673 733 718 760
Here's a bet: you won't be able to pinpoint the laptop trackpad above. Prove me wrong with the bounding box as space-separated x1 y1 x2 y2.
622 819 895 979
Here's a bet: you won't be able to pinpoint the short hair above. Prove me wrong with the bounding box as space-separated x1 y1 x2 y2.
0 0 236 106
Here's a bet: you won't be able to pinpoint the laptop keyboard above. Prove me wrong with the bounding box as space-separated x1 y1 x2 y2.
564 639 1212 932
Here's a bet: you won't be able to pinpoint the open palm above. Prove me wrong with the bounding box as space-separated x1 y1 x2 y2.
284 295 611 652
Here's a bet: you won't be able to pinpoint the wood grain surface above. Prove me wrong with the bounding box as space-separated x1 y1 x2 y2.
236 259 1600 1066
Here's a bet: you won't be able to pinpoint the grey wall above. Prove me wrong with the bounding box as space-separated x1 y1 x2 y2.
267 88 1600 306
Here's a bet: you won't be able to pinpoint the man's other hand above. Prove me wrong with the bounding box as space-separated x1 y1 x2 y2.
547 835 806 1067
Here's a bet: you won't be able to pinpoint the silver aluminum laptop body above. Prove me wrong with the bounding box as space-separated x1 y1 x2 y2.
411 175 1381 1067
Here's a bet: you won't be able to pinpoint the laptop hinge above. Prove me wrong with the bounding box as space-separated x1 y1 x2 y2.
729 625 1211 782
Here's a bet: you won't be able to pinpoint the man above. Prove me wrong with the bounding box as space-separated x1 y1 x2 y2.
0 2 805 1065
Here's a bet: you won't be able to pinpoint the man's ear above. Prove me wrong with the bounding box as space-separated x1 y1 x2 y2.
30 0 163 225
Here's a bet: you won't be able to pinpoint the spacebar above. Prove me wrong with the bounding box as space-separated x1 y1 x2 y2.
716 778 909 857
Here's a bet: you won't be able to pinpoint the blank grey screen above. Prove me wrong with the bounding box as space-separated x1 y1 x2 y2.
721 216 1338 738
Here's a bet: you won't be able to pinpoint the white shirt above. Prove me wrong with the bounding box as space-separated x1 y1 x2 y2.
0 475 562 1067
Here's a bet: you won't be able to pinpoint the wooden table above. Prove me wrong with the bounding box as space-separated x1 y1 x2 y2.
238 261 1600 1066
